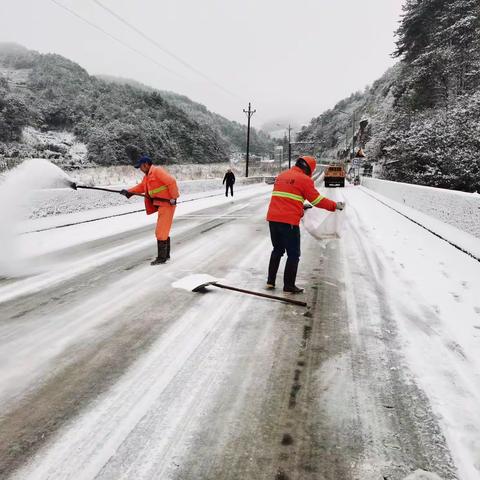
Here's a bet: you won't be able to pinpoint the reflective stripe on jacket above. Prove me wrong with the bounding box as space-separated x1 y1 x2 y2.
266 166 336 226
128 165 179 215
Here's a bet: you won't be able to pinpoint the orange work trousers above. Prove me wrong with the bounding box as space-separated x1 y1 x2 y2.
155 205 176 240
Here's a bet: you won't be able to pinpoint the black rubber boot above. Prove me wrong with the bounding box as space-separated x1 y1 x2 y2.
283 258 304 293
151 240 168 265
267 253 282 289
166 237 171 260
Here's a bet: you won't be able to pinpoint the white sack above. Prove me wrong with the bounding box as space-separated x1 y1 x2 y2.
302 206 345 239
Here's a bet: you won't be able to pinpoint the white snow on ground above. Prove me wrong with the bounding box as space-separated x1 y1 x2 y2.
10 228 275 480
342 186 480 480
0 185 269 300
4 176 480 478
0 195 264 416
361 177 480 239
0 155 266 277
21 183 269 256
403 471 444 480
359 187 480 260
28 176 265 219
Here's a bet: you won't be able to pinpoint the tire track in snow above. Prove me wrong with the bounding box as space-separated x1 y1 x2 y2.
0 197 267 475
6 230 276 479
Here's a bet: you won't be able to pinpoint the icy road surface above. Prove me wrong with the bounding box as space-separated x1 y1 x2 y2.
1 183 479 480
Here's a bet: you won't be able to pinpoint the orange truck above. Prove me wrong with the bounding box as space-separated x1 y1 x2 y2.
324 164 346 187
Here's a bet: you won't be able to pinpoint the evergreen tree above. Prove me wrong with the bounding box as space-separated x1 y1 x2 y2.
394 0 480 109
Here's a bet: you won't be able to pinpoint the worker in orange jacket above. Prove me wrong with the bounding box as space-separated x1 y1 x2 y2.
266 156 345 293
121 155 179 265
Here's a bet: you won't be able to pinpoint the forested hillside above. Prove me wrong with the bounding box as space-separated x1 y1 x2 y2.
0 43 272 168
299 0 480 192
97 75 270 161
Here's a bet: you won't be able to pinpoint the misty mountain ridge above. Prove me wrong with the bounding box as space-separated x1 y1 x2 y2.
0 43 272 169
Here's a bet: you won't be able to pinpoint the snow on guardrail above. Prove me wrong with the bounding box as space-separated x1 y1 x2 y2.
360 186 480 263
361 177 480 240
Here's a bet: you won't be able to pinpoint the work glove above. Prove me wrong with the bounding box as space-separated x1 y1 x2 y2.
120 189 133 199
303 203 313 210
336 201 346 211
169 198 177 206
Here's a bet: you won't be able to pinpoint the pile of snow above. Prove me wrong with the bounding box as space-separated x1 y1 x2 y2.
362 177 480 239
0 159 74 276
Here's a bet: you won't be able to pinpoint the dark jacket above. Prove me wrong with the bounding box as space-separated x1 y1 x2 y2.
223 171 235 185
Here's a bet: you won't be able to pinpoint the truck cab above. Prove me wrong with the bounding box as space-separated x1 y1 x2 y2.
324 164 346 187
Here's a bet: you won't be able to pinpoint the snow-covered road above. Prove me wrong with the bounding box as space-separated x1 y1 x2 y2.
1 182 479 480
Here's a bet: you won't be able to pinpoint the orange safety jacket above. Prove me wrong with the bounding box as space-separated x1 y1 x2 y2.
128 165 180 215
266 166 336 226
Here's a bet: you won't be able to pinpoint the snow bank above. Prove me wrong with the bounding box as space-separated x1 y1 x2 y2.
360 187 480 261
361 177 480 239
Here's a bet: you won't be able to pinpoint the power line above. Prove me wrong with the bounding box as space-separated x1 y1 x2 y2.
49 0 185 80
92 0 242 100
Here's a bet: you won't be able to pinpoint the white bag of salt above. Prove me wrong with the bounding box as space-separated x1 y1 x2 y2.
302 206 345 239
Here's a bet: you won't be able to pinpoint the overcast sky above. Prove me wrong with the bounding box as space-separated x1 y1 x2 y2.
1 0 404 128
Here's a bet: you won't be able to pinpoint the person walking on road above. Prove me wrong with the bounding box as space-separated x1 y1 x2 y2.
223 168 235 197
121 155 179 265
266 156 345 293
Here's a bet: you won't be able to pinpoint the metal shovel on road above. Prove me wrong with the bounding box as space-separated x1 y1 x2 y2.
173 274 307 307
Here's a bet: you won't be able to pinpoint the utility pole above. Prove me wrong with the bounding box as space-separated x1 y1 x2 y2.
243 102 256 177
352 111 356 159
287 124 292 168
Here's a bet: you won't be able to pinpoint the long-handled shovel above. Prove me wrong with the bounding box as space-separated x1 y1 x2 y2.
69 183 144 197
173 274 307 307
69 183 175 203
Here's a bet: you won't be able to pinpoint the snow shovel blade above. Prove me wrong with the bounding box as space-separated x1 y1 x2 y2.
172 274 307 307
172 274 222 292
